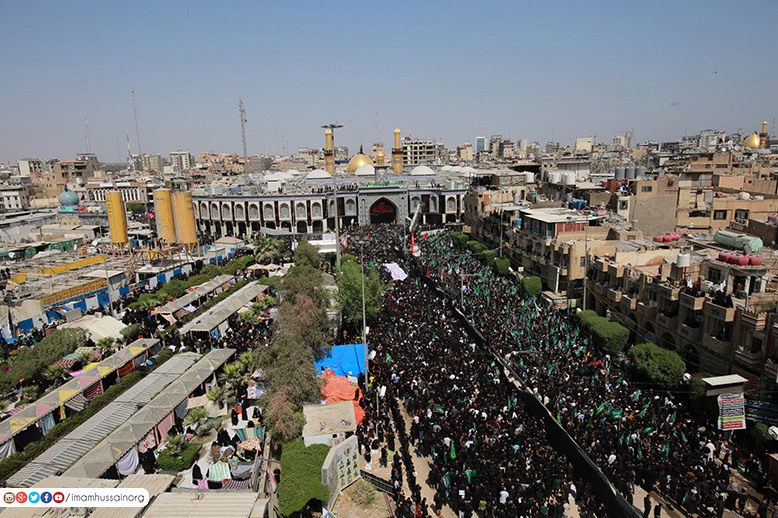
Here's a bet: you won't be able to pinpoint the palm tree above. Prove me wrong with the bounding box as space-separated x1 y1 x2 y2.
253 236 285 264
183 408 208 432
96 337 115 356
43 364 67 384
207 385 234 412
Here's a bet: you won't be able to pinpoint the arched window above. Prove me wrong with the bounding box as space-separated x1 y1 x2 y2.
263 204 274 220
295 202 306 219
249 204 259 220
221 205 232 220
311 202 322 218
234 204 245 220
279 204 290 219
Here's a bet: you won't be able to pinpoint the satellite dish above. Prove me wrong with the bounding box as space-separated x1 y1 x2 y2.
769 426 778 440
8 252 15 259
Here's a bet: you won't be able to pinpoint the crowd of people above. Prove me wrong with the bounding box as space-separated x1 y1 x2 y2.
347 225 766 517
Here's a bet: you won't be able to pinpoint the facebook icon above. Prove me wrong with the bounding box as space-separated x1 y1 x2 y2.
40 492 52 504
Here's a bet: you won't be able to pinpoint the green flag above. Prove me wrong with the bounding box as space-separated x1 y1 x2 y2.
450 442 456 460
596 403 607 415
632 390 641 402
465 469 476 483
639 402 650 418
385 353 392 363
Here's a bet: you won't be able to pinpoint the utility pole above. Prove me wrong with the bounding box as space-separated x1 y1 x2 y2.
322 123 343 269
239 99 248 174
84 117 92 154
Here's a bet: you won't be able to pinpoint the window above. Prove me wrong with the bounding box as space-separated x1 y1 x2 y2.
619 201 629 210
713 210 727 220
641 186 653 193
734 209 749 220
715 164 727 169
708 268 721 283
751 337 763 354
580 256 586 267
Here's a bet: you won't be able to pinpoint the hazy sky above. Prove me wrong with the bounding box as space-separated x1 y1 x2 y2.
1 1 775 164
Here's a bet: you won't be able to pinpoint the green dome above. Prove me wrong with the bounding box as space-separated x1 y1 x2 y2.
59 188 79 207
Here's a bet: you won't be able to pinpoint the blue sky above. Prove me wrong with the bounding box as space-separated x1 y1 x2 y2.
1 1 775 163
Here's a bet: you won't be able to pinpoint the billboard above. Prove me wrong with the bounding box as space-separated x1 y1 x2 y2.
717 393 746 431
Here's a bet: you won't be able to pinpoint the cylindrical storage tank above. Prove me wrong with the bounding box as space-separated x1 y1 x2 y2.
549 171 562 184
631 219 638 230
625 166 636 179
737 255 750 266
676 253 691 268
562 172 576 185
153 188 177 244
105 191 129 246
615 167 625 180
749 255 762 265
718 252 728 262
524 172 535 184
636 166 646 178
654 236 663 243
172 191 198 248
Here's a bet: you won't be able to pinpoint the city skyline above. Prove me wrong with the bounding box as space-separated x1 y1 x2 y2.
0 0 776 164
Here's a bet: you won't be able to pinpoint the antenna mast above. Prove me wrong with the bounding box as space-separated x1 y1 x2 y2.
126 135 134 171
131 87 142 159
84 117 92 153
239 99 248 173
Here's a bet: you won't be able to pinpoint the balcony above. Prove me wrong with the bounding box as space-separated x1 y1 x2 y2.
679 320 702 341
588 280 607 297
734 347 764 371
594 258 607 272
637 300 657 320
657 311 679 330
703 333 733 357
680 291 705 311
704 299 736 322
608 263 624 279
656 283 680 301
607 288 622 303
621 293 638 311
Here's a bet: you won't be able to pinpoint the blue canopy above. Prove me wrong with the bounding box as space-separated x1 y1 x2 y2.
314 343 366 377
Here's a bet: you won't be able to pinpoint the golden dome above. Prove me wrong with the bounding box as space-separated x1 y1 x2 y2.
744 132 761 149
346 146 374 173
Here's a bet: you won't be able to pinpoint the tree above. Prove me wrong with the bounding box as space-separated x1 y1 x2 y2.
628 342 686 386
96 337 115 355
336 260 384 332
160 278 188 299
207 385 234 411
125 202 146 215
183 408 208 431
120 323 143 343
42 364 67 384
199 264 222 278
467 240 487 255
451 232 469 248
277 439 331 516
494 257 511 276
292 239 320 270
522 276 542 297
576 310 629 355
481 250 497 266
254 236 286 264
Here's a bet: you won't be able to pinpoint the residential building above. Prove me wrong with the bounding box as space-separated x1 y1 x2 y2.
17 158 46 181
475 137 486 155
0 185 31 211
575 136 594 153
457 142 473 163
43 155 100 197
401 139 444 166
587 243 778 400
169 150 195 171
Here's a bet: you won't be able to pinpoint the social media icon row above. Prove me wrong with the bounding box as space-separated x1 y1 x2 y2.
2 491 63 504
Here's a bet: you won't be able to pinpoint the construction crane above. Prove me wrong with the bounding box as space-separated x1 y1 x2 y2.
239 99 248 174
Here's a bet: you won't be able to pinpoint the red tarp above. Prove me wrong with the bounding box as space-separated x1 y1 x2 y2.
320 369 364 424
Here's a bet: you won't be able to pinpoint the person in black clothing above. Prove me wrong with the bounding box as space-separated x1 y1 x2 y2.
643 494 651 518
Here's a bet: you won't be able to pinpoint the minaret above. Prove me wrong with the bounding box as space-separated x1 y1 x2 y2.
760 120 768 149
324 129 335 174
392 128 403 173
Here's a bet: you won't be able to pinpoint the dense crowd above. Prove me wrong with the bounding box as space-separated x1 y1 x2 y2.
359 276 596 517
347 225 764 517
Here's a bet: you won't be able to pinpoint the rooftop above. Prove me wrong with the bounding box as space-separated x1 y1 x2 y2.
302 400 357 438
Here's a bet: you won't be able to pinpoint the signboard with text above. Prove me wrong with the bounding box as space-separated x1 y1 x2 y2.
717 393 746 431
